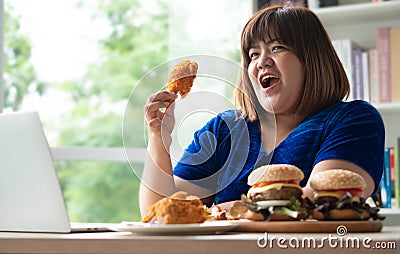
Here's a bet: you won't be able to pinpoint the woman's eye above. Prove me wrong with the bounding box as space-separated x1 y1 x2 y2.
271 45 285 52
249 52 259 59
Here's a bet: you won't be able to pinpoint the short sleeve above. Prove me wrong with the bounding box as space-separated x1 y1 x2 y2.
314 100 385 193
173 111 231 190
173 110 259 201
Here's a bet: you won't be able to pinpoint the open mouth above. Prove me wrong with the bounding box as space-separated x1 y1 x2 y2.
260 74 279 89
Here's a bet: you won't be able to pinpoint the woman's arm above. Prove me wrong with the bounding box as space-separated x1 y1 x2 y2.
139 91 178 217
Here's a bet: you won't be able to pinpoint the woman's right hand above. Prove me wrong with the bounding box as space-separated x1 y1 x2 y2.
144 91 178 142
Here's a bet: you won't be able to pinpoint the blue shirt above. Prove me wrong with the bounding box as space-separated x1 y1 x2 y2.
173 100 385 204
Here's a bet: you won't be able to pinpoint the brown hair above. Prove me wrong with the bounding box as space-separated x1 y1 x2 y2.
234 5 350 121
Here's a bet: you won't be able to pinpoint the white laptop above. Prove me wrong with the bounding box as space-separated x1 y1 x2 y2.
0 111 112 233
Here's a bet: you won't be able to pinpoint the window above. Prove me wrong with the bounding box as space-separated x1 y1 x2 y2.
3 0 251 222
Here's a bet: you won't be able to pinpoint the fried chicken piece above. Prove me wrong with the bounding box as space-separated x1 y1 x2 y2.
141 191 206 224
166 60 198 97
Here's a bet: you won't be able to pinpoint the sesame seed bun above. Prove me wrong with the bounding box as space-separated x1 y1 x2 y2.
248 164 304 186
310 169 366 191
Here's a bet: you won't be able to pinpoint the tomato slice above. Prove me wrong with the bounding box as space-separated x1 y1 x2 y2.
253 180 300 188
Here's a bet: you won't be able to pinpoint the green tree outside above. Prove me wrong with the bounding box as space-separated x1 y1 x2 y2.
54 0 170 222
3 3 46 111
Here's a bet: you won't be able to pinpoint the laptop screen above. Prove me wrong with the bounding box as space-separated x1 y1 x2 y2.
0 111 71 233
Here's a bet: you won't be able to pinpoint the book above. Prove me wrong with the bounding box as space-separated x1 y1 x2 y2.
395 141 399 208
390 146 395 200
332 39 363 101
390 27 400 102
368 49 379 104
362 51 370 102
376 27 392 103
341 39 355 101
352 48 364 100
381 147 392 208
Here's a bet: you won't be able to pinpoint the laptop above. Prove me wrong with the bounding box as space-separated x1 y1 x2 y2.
0 111 113 233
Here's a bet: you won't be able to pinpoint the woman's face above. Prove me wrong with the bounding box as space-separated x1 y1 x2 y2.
247 37 304 115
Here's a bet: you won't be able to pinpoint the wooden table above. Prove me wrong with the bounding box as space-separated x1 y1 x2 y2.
0 226 399 254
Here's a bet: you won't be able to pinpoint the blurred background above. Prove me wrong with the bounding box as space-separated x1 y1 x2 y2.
3 0 251 222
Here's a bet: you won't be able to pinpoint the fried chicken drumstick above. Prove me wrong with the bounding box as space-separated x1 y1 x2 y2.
141 191 206 224
166 60 198 97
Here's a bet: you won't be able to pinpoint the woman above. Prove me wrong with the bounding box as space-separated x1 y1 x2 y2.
140 5 384 216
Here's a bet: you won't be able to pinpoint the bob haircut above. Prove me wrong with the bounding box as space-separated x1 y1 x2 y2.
234 5 350 121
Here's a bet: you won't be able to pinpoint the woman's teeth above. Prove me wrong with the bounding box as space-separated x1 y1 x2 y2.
261 75 278 88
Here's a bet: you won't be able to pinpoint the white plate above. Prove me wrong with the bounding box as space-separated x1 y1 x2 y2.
109 221 238 234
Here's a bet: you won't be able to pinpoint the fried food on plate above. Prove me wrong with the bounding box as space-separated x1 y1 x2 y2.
141 191 206 224
166 60 198 97
205 205 239 221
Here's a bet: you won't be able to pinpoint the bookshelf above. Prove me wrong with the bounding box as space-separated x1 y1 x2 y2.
314 1 400 148
314 1 400 49
314 1 400 220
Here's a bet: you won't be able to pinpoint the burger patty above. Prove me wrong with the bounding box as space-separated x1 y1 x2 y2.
249 187 302 202
315 196 339 206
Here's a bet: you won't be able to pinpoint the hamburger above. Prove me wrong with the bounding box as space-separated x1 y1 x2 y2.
238 164 312 221
310 169 383 221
